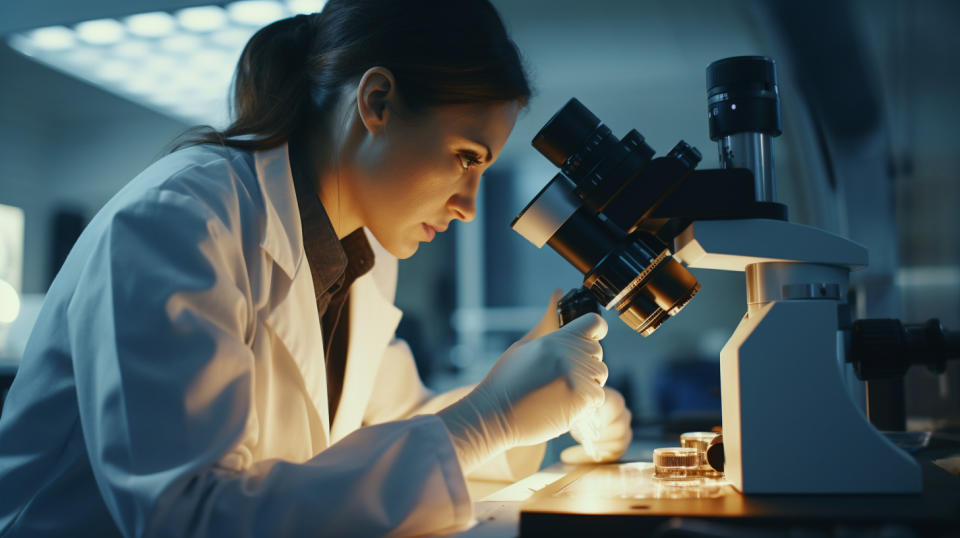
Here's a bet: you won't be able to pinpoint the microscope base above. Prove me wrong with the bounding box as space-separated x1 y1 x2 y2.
720 299 921 494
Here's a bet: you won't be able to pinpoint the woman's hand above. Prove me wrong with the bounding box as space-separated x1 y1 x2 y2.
438 314 608 473
562 386 632 464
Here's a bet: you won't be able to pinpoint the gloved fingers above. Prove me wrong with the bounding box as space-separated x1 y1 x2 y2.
570 402 629 445
569 376 606 409
593 407 632 444
550 340 606 379
551 337 603 362
560 440 627 464
558 312 608 341
572 426 632 458
569 407 602 444
569 357 608 387
595 425 633 455
593 435 631 461
594 386 626 425
559 444 596 464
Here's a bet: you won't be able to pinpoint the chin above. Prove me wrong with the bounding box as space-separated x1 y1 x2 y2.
367 227 418 259
386 238 419 260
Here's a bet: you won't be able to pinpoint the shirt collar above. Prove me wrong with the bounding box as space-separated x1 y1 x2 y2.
294 172 348 300
291 154 374 303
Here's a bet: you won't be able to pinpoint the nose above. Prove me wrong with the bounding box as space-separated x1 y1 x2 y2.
447 175 480 222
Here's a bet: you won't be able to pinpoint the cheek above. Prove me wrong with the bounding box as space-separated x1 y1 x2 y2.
359 171 446 245
370 169 435 213
374 160 453 212
354 134 458 232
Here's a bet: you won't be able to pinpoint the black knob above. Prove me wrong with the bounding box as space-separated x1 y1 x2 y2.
557 287 601 328
706 434 724 473
850 318 960 380
851 319 908 379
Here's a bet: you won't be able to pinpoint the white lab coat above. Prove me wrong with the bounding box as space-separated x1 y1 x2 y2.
0 144 543 537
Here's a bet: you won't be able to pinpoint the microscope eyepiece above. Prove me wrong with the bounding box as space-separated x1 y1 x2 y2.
706 56 781 140
707 56 782 202
532 98 603 167
706 56 777 96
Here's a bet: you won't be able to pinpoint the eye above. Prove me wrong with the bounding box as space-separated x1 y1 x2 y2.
457 151 483 171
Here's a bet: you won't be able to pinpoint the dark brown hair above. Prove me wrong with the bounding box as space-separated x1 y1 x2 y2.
177 0 531 151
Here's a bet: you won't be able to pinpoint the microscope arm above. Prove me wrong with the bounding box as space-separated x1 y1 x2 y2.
670 218 868 272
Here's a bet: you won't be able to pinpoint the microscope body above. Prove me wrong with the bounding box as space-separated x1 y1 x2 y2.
515 57 927 495
674 219 922 493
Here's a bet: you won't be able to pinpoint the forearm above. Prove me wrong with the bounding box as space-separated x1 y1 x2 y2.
139 417 471 537
406 384 476 417
436 393 506 475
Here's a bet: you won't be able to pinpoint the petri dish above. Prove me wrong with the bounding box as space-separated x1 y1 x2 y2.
653 447 699 484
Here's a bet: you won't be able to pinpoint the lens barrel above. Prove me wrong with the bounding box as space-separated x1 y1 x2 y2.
707 56 781 140
533 98 603 167
546 207 623 274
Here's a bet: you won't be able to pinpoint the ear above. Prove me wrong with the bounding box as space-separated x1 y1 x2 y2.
356 67 397 136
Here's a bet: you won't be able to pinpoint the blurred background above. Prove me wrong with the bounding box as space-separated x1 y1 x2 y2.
1 0 958 447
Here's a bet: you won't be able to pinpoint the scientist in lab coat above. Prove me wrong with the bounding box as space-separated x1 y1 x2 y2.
0 1 633 536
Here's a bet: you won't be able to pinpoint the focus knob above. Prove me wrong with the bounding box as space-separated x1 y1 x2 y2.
851 319 908 380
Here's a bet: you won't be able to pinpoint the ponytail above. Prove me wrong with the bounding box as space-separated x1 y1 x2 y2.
176 14 318 151
174 0 531 152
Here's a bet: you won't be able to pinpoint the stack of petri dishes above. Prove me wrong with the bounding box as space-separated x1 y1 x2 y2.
680 431 724 480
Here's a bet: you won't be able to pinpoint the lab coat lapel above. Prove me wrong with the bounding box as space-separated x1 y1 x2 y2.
255 145 331 444
330 234 403 443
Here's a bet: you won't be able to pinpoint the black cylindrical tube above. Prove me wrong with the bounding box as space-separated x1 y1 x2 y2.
546 208 621 274
707 56 781 140
533 98 603 167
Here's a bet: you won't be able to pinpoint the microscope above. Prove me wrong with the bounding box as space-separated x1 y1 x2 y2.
512 56 960 495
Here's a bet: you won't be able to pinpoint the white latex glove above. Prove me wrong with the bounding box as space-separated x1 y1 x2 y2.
562 386 633 464
438 313 608 474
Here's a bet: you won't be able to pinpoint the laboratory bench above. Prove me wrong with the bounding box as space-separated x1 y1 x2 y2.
455 434 960 538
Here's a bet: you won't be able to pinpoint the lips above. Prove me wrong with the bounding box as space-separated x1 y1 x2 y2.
422 222 448 242
422 223 436 241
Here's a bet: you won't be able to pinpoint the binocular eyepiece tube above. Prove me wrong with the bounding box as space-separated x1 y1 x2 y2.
513 99 700 337
513 56 781 336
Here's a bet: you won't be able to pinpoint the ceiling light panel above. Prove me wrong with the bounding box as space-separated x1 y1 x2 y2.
177 6 229 33
125 12 178 38
7 1 327 128
227 1 288 26
75 19 126 45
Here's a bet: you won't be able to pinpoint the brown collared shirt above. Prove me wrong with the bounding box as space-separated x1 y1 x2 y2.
293 172 374 424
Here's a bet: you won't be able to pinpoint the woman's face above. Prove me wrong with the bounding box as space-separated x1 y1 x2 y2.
349 99 520 259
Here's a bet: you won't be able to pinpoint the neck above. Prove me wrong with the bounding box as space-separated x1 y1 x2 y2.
289 116 362 240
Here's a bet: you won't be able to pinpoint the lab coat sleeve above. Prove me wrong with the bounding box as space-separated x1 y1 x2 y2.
365 338 546 483
68 188 471 537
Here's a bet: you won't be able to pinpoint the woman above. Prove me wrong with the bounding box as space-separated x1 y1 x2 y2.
0 1 632 535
